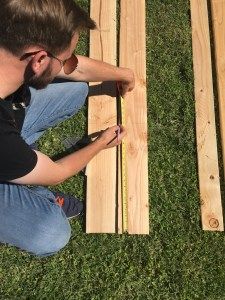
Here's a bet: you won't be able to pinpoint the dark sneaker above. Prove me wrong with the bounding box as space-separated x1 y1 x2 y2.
52 191 84 219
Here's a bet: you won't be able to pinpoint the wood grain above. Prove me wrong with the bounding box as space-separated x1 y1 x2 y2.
117 143 123 234
190 0 224 231
120 0 149 234
211 0 225 194
86 0 117 233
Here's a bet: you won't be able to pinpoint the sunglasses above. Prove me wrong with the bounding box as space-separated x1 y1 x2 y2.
20 51 78 75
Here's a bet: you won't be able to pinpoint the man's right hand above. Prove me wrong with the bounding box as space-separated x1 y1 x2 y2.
96 125 127 150
10 125 127 187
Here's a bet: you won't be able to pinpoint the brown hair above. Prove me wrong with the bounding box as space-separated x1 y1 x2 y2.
0 0 96 56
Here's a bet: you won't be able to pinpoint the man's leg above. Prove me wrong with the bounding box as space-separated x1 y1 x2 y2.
21 80 88 145
0 183 71 256
0 80 88 256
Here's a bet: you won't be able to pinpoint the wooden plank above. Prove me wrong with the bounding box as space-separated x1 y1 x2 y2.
117 144 123 234
86 0 117 233
211 0 225 192
190 0 224 231
119 0 149 234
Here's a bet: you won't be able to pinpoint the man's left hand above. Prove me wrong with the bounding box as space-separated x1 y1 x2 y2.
117 68 135 96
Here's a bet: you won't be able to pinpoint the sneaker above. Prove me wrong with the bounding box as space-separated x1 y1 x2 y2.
52 191 84 219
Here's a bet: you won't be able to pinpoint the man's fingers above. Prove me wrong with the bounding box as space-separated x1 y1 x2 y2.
107 125 120 134
117 130 126 142
99 125 127 148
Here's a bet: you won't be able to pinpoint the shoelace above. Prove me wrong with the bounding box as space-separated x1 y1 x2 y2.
55 196 65 207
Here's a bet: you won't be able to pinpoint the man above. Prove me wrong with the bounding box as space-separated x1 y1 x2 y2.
0 0 134 257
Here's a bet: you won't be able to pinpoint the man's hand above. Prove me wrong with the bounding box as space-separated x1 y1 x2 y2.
11 125 127 187
96 125 127 149
117 68 135 96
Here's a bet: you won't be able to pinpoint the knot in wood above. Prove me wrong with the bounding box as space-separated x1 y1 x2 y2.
209 218 219 228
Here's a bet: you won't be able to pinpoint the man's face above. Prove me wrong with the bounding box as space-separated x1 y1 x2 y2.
24 33 79 90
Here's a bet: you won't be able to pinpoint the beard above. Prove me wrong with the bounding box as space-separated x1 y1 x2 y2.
24 63 54 90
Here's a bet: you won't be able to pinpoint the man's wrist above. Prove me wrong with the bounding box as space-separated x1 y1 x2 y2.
116 67 131 80
92 137 105 151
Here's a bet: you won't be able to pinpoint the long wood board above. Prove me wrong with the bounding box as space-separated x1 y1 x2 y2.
211 0 225 186
86 0 117 233
190 0 224 231
119 0 149 234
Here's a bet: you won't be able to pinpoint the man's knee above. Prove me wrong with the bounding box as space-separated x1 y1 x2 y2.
70 82 89 109
26 214 71 257
78 82 89 98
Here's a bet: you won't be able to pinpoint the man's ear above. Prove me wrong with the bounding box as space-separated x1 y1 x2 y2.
30 50 50 75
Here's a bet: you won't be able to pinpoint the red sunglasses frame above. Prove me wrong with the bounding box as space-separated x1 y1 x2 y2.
20 51 78 75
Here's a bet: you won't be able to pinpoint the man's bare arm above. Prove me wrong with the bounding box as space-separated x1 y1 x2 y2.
57 55 135 95
10 126 126 186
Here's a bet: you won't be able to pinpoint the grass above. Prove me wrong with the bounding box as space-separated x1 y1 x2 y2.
1 0 225 299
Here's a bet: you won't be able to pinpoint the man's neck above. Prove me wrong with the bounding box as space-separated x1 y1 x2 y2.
0 50 25 99
0 75 23 99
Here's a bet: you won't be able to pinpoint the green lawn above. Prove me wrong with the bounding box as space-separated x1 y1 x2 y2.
1 0 225 299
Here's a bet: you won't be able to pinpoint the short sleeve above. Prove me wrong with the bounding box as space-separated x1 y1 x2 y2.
0 132 38 181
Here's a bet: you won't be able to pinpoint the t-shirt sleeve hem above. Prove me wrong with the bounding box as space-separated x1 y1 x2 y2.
1 151 38 182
